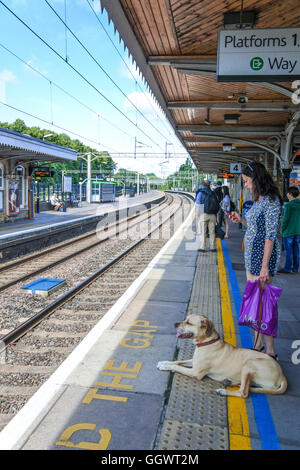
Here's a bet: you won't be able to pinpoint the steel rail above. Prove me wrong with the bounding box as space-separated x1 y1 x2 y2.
0 195 167 273
0 193 193 348
0 195 170 292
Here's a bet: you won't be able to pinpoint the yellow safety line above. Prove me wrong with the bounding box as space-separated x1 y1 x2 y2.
216 238 252 450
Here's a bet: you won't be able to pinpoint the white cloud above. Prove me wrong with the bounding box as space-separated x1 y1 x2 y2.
0 70 16 82
23 58 48 78
11 0 27 6
120 58 142 82
123 91 164 119
0 70 17 103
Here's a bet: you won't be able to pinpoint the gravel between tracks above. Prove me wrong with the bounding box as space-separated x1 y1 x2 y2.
0 194 193 429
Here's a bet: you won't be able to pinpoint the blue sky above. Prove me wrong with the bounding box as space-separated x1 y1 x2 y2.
0 0 188 176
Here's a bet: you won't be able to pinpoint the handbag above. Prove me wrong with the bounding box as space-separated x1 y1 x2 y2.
238 280 282 338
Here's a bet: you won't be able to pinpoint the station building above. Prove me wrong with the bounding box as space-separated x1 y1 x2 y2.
0 126 77 223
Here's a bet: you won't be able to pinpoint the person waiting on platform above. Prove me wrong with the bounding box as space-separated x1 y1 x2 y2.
278 186 300 274
221 186 231 239
196 180 219 253
50 193 63 211
230 161 282 360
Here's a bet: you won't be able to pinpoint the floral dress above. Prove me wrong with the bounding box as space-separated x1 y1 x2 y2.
244 196 281 277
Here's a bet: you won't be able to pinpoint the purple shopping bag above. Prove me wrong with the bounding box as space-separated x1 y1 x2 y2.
238 280 282 337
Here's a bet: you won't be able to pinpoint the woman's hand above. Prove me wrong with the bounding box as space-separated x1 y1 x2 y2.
259 265 270 284
230 211 242 223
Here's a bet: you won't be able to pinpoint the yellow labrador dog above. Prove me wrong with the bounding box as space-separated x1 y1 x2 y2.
157 314 287 398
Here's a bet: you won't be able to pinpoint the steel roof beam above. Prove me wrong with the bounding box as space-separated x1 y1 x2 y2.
168 102 299 112
148 56 293 99
190 154 252 163
186 134 281 161
148 56 217 66
186 147 262 153
177 125 287 135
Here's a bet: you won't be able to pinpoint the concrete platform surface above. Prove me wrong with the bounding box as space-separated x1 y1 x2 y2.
0 210 299 451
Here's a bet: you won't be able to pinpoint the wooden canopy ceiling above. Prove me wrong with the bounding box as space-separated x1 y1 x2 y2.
100 0 300 173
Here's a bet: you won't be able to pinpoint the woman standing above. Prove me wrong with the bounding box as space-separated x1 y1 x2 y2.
231 161 282 360
221 185 231 238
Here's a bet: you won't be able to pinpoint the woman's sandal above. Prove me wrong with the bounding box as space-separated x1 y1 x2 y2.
267 353 279 361
251 346 265 352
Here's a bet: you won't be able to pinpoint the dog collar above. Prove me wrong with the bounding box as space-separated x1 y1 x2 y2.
196 336 220 348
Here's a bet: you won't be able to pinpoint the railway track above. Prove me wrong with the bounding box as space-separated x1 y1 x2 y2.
0 192 193 431
0 193 171 292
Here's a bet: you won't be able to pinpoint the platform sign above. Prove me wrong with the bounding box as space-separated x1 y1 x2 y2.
217 27 300 82
217 172 235 179
35 168 55 178
8 179 20 215
230 163 242 174
63 176 72 193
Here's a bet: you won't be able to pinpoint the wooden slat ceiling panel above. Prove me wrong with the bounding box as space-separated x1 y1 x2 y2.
152 65 186 101
170 0 300 55
186 76 291 101
172 109 290 126
122 0 180 55
116 0 300 171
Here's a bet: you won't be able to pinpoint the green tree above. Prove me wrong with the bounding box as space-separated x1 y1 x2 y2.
0 119 117 184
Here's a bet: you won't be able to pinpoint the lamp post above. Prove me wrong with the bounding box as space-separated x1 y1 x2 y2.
78 153 99 204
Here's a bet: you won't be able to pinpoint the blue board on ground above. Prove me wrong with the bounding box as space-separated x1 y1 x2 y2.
21 278 66 296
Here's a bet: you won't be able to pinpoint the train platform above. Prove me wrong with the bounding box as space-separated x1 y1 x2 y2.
0 191 164 263
0 191 162 238
0 209 299 452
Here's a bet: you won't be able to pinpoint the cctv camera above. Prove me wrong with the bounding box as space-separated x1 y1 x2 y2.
237 96 248 104
223 143 232 152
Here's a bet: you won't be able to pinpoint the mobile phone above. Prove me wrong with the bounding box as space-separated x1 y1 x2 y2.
224 209 235 220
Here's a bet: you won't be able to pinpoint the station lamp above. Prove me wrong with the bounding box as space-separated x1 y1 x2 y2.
223 143 232 152
223 11 256 29
224 114 240 124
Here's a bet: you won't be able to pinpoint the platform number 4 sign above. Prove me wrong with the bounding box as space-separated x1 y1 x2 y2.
230 163 242 174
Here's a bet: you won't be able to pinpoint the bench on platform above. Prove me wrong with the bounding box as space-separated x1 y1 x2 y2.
70 198 79 208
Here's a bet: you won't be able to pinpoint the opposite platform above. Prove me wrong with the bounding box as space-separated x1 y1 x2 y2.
0 191 164 262
0 191 163 238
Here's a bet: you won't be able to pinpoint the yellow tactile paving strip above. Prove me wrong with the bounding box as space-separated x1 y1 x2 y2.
156 241 252 450
216 238 251 450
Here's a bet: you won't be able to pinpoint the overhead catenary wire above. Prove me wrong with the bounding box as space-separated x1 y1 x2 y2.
0 41 137 142
44 0 169 148
85 0 175 140
0 100 119 153
0 0 162 150
0 41 188 161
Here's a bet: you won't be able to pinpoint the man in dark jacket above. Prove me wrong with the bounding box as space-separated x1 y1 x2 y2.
278 186 300 273
214 181 224 227
214 181 223 203
195 180 219 253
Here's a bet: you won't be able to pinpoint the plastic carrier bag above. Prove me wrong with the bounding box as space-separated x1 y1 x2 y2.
238 280 282 338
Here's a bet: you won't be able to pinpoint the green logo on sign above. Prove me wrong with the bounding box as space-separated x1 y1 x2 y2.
250 57 264 71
